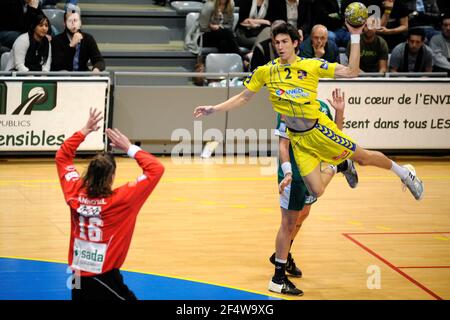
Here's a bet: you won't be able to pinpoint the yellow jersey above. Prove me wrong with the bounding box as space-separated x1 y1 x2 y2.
244 56 337 119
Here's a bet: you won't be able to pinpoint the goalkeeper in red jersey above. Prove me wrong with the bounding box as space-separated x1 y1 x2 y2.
56 108 164 300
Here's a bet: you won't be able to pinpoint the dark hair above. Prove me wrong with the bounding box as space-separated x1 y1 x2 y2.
29 13 50 33
408 27 425 41
271 21 301 49
82 152 116 198
441 12 450 24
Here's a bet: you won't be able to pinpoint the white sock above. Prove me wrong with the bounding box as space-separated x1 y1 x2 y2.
275 258 287 264
391 161 408 180
327 165 337 174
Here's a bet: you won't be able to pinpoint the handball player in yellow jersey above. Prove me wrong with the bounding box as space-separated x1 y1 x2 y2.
194 21 423 201
194 21 424 294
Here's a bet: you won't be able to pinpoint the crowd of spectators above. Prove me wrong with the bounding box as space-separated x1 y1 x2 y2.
189 0 450 77
1 0 449 77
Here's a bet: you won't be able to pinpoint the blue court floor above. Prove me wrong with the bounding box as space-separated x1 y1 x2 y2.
0 257 280 300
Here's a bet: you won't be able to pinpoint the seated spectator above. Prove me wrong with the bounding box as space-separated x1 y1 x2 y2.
0 0 45 49
308 0 348 47
5 13 51 72
299 24 339 63
269 0 313 42
51 11 105 72
377 0 410 51
346 16 389 73
408 0 441 42
342 0 409 51
250 19 285 70
389 28 433 72
199 0 241 54
236 0 274 49
429 13 450 74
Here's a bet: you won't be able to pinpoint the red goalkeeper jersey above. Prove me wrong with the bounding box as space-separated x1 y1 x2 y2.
56 131 164 277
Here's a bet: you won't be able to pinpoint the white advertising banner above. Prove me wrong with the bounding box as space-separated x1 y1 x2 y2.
318 79 450 149
0 77 109 151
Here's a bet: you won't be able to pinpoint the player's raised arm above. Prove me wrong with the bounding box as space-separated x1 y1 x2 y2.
193 88 256 118
334 22 365 78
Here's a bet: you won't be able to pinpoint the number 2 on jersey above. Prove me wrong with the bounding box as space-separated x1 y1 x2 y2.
284 68 292 80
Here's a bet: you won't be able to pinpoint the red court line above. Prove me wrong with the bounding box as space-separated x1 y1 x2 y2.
342 233 444 300
344 232 450 235
398 266 450 269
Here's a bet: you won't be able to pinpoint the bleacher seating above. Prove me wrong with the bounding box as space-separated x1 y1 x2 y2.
171 1 204 13
42 8 66 35
1 52 11 71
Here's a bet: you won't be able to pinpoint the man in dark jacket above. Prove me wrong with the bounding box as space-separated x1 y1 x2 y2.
51 11 105 72
299 24 340 63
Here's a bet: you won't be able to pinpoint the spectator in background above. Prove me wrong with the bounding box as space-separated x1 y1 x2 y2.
299 24 340 63
5 13 52 72
199 0 241 54
389 27 433 72
51 11 105 72
0 0 46 49
308 0 349 48
269 0 313 42
346 15 389 73
407 0 441 42
250 19 285 70
376 0 410 51
236 0 275 49
429 13 450 74
342 0 409 51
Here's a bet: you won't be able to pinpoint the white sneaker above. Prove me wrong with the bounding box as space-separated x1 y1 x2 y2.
268 277 303 296
401 164 424 201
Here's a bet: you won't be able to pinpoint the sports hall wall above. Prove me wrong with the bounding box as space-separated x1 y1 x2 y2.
1 74 449 154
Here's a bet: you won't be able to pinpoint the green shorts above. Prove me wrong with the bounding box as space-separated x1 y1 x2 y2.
278 178 317 211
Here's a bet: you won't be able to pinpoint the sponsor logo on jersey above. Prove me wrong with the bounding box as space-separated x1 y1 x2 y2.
275 89 285 96
285 88 309 98
320 62 329 70
298 70 307 79
74 248 104 263
65 171 80 181
77 204 102 217
332 150 350 161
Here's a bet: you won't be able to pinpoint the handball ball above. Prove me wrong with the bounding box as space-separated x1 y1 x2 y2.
344 2 368 27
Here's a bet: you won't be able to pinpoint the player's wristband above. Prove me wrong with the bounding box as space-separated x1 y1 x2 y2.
281 162 292 177
350 34 360 44
127 145 141 159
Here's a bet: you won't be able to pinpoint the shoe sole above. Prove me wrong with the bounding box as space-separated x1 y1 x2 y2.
268 288 304 296
286 273 302 278
268 282 304 296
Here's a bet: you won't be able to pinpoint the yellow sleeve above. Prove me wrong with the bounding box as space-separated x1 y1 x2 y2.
244 65 267 92
311 59 337 79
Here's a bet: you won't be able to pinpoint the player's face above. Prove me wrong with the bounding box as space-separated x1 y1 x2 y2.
274 34 298 61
